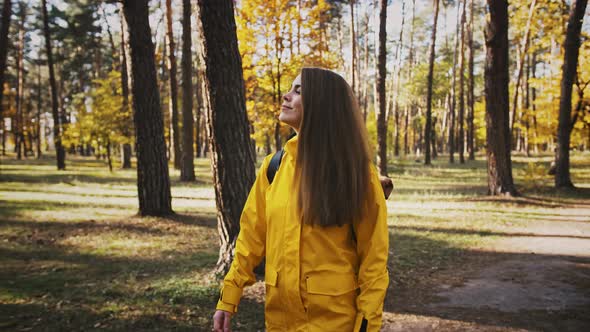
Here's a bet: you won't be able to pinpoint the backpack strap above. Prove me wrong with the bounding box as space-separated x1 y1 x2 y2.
266 149 285 185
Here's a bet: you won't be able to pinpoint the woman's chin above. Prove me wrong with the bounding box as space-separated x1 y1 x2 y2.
278 113 290 124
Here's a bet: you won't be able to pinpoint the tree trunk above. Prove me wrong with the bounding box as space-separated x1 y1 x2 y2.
106 138 113 172
432 117 437 159
166 0 181 170
1 122 5 155
361 11 370 115
16 3 25 160
392 0 406 158
297 0 302 55
394 102 400 156
524 54 531 156
484 0 518 196
467 0 475 160
42 0 65 170
458 0 466 164
195 57 205 158
555 0 588 188
36 62 42 159
119 5 132 169
180 0 195 182
531 52 538 154
0 0 11 126
122 0 173 216
101 5 117 68
510 0 537 142
424 0 440 165
336 15 344 68
449 0 461 163
24 98 32 157
404 106 410 155
376 0 388 175
195 0 256 275
405 0 416 157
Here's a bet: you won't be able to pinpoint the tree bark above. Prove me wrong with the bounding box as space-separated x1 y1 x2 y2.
180 0 195 182
376 0 388 175
404 106 410 155
42 0 65 170
531 52 538 154
16 2 25 160
350 0 357 96
36 61 42 159
458 0 466 164
467 0 475 160
119 5 132 169
484 0 518 196
555 0 588 188
0 0 11 126
122 0 173 216
424 0 440 165
195 0 256 275
166 0 181 170
195 53 205 158
449 0 460 163
405 0 416 157
391 0 406 158
524 53 530 156
106 138 113 172
510 0 537 139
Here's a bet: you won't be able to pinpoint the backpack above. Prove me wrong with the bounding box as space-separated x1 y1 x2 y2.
266 149 285 185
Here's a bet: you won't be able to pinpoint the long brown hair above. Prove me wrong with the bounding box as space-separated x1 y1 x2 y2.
297 67 372 227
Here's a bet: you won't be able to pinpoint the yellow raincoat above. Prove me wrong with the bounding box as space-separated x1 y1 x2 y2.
216 135 389 331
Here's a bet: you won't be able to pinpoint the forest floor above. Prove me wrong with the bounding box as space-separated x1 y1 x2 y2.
1 151 589 331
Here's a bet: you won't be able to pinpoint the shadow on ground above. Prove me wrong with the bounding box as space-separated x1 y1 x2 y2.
385 230 590 332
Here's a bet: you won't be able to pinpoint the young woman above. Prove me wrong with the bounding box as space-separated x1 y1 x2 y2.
213 67 389 332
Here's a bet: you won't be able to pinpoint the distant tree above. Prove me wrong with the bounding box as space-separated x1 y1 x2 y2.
376 0 388 175
467 0 475 160
180 0 195 182
62 71 131 172
0 0 11 134
458 0 466 164
35 60 41 159
449 0 460 163
510 0 537 141
165 0 181 170
122 0 173 216
195 0 256 275
555 0 588 188
349 0 357 98
119 6 132 169
484 0 517 196
404 0 416 156
424 0 440 165
15 2 26 160
391 0 406 158
42 0 65 170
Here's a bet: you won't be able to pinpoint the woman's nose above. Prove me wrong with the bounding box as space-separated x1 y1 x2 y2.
283 93 290 102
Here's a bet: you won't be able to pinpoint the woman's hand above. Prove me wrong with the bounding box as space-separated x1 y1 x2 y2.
379 176 394 199
212 310 232 332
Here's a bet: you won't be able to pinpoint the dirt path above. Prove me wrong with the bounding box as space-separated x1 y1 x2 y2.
383 206 590 331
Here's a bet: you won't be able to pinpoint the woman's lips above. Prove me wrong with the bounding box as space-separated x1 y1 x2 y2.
281 105 292 110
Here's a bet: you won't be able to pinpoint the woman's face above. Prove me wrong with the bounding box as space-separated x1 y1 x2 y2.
279 74 303 131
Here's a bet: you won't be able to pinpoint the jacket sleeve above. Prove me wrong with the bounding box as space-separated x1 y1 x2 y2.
215 155 273 313
352 165 390 332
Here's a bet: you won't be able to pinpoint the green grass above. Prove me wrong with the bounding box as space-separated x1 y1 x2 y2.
1 151 589 331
